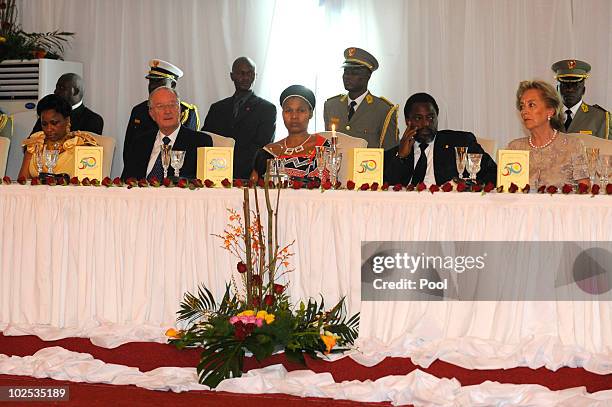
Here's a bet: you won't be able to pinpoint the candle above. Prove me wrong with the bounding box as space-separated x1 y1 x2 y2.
331 123 337 152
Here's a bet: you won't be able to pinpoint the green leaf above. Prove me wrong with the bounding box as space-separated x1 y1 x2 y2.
197 337 245 388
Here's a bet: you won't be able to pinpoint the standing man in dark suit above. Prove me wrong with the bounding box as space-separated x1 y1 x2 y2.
384 93 496 186
31 73 103 135
123 59 200 164
552 59 610 140
202 56 276 180
324 47 399 150
121 87 211 180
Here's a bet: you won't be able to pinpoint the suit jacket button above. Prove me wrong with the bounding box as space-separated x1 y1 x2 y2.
346 125 351 131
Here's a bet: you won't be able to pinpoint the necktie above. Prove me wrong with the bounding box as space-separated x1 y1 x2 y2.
147 136 172 180
348 101 357 121
564 109 573 131
411 143 429 185
233 97 246 118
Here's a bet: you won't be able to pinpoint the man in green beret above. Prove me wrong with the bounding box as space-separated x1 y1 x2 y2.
123 59 201 164
552 59 610 140
324 47 399 150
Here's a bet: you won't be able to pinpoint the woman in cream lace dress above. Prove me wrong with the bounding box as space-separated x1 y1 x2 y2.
18 94 98 179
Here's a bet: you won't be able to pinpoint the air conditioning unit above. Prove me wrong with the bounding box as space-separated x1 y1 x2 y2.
0 59 83 178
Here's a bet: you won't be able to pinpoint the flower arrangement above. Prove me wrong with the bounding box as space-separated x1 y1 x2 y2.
0 0 74 62
166 175 360 388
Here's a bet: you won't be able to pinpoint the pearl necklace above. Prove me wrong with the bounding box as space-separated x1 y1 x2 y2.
529 129 558 149
283 135 311 155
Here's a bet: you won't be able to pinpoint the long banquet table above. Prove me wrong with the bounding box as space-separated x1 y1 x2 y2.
1 185 611 374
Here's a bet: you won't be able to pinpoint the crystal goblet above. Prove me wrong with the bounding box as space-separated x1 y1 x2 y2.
598 154 611 185
170 150 186 178
585 147 600 185
455 146 467 180
315 145 328 182
161 144 172 179
329 152 343 186
44 149 60 174
35 144 45 175
467 153 482 182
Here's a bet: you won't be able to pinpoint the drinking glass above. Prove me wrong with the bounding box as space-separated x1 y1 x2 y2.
329 152 343 186
35 144 45 174
585 147 600 185
467 153 482 182
170 150 186 178
315 145 328 181
44 149 60 174
598 155 611 185
455 146 467 180
161 144 172 179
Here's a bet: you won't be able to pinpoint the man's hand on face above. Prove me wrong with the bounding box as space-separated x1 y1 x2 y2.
397 121 417 158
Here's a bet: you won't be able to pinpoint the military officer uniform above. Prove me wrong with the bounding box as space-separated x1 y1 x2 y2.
123 59 200 163
552 59 610 140
323 48 399 150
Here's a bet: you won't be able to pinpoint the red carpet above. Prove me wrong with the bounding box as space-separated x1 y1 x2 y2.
1 333 610 405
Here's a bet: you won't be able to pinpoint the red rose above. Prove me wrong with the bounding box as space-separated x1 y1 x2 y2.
521 184 530 193
237 261 247 273
233 179 243 188
30 177 40 185
292 180 303 189
346 180 355 190
204 179 214 188
273 284 285 294
546 185 558 194
359 183 370 191
247 180 254 188
57 177 68 186
102 177 112 187
429 184 439 193
416 182 426 192
193 179 204 188
69 176 79 185
221 178 231 188
17 176 27 185
406 184 415 191
148 175 160 185
334 181 342 189
137 178 148 188
113 177 123 187
252 296 261 308
162 177 172 187
472 184 482 192
370 182 379 191
91 179 100 186
251 274 262 285
177 178 188 188
562 184 573 194
322 180 332 190
81 177 91 186
508 183 518 193
264 294 275 306
307 180 318 189
578 183 589 194
2 176 10 185
257 178 265 188
591 184 600 195
46 177 57 186
606 184 612 195
441 182 453 192
537 185 546 193
484 182 495 193
381 183 389 191
457 182 467 192
392 183 402 191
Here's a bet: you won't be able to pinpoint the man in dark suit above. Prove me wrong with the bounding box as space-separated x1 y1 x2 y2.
384 93 496 185
121 87 211 180
31 73 104 134
202 56 276 179
123 59 200 164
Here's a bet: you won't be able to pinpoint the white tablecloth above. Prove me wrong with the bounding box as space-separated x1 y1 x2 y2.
1 185 611 373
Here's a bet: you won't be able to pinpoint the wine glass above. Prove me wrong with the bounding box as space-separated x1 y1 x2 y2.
315 145 328 181
170 150 186 178
467 153 482 182
585 147 600 185
598 154 611 185
44 148 60 174
35 144 45 175
329 152 343 186
455 147 467 180
161 144 172 179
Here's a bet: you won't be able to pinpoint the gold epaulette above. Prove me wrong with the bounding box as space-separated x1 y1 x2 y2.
379 96 395 107
180 101 201 129
592 104 609 113
327 93 346 102
379 104 399 147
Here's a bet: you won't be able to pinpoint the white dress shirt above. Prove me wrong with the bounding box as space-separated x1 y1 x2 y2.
413 136 436 185
348 91 369 112
565 99 583 122
146 126 180 176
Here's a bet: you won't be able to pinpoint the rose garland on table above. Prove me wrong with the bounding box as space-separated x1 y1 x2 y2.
2 175 611 195
165 171 360 389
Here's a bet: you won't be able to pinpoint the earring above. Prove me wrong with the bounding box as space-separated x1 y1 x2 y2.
547 116 551 121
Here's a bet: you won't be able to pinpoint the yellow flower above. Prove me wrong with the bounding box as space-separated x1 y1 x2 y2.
265 314 275 324
256 310 268 319
165 328 181 338
238 310 255 317
0 36 6 44
320 333 337 354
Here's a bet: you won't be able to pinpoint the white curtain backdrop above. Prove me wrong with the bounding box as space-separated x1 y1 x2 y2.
18 0 612 178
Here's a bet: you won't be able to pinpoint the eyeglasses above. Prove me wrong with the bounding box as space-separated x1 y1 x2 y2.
151 103 180 111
